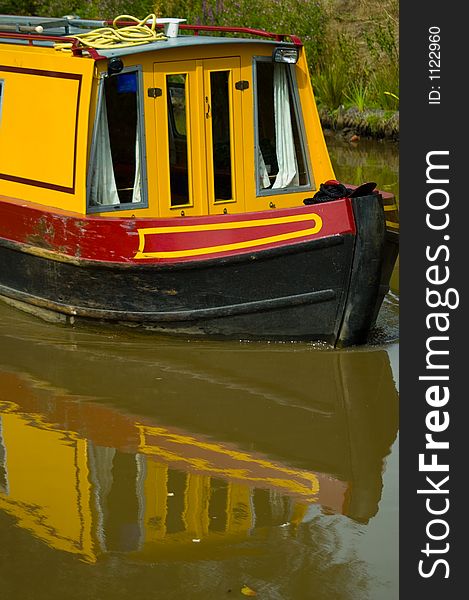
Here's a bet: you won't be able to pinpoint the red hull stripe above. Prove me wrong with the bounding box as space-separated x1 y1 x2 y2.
0 196 356 265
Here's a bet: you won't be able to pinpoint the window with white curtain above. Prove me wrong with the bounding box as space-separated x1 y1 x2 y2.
255 61 310 195
88 68 147 211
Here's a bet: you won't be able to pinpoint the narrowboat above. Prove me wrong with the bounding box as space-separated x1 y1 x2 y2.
0 14 399 346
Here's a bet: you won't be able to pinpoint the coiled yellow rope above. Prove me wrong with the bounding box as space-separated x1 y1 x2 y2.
55 14 167 52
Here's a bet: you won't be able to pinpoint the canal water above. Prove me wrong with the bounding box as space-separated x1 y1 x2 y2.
0 137 399 600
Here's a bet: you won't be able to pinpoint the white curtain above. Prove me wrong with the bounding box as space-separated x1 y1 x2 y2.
131 119 142 203
272 64 299 189
89 90 120 206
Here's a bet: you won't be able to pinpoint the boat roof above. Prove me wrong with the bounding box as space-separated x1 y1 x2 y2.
0 14 300 59
100 36 294 59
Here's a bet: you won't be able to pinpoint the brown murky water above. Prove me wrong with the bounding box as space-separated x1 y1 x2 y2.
0 137 399 600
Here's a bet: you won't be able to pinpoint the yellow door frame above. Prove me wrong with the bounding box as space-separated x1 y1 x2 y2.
202 56 245 215
153 57 244 218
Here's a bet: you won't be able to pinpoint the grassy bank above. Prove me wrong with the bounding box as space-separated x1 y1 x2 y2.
4 0 399 137
319 107 399 141
314 0 399 139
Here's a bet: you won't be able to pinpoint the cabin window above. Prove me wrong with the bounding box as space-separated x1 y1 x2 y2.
209 70 233 201
254 60 310 194
88 68 147 211
167 74 190 206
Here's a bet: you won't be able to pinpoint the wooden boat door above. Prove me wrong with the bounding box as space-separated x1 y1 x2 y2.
153 58 244 217
153 60 202 217
202 57 244 215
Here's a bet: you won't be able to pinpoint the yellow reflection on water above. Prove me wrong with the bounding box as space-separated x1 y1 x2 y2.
0 387 338 563
0 338 397 564
0 411 95 562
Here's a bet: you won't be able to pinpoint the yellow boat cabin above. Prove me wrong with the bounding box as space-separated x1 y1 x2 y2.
0 14 399 345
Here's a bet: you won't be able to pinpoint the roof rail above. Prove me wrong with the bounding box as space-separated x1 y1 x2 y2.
0 15 302 55
182 24 303 46
0 15 98 55
103 19 303 46
0 31 106 59
0 17 73 34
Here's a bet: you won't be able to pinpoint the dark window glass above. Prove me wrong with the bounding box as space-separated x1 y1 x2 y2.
210 70 233 201
104 72 139 204
167 74 190 206
104 73 137 203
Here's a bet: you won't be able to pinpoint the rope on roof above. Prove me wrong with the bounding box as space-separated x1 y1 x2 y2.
54 14 166 52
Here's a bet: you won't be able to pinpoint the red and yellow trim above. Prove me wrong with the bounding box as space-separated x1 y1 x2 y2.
0 195 355 265
135 212 323 259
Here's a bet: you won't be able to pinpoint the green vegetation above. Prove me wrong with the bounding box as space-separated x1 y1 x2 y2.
320 107 399 140
3 0 399 136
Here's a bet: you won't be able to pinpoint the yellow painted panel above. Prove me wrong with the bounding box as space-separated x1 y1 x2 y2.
226 483 253 533
183 473 210 538
0 412 93 557
0 73 79 189
0 45 94 212
297 49 335 182
144 461 168 541
75 438 95 561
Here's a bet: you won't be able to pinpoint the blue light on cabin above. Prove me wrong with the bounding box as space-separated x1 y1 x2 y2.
117 72 137 94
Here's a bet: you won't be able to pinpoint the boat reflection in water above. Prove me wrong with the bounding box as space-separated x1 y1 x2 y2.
0 302 398 565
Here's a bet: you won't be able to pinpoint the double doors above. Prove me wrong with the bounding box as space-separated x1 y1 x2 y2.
154 58 245 216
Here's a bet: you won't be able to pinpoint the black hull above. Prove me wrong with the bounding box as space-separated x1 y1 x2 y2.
0 195 397 346
336 195 388 346
0 235 354 344
373 228 399 324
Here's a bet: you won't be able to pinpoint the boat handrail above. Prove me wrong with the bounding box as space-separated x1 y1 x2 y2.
0 17 74 34
106 20 303 46
0 30 106 59
0 16 303 52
